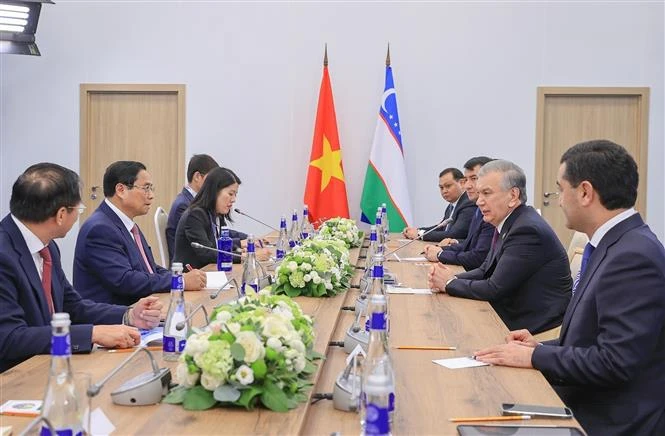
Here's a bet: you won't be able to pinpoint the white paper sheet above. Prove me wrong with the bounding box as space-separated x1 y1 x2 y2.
205 271 234 290
90 407 116 436
433 357 490 369
386 286 432 295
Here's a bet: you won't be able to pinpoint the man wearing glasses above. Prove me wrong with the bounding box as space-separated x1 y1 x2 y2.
0 163 163 372
74 161 206 306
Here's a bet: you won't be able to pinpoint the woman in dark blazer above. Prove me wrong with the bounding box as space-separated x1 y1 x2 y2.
173 167 268 268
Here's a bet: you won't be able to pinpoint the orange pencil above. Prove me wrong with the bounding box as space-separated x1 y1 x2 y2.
449 415 532 423
396 346 457 351
0 410 40 417
107 345 162 353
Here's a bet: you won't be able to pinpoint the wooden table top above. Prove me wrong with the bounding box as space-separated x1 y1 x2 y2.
0 236 582 435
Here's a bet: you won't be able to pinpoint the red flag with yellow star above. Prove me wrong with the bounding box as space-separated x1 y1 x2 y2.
304 49 350 226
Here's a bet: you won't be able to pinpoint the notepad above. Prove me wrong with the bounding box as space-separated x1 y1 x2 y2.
205 271 234 290
392 253 427 262
0 400 42 417
433 357 490 369
386 285 432 295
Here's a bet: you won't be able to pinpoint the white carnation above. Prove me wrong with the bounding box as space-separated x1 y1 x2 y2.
183 332 210 356
262 314 291 339
215 311 233 323
294 355 307 373
287 261 298 272
288 339 305 354
227 322 241 335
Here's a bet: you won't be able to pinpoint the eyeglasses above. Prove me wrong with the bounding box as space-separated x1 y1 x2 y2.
126 184 156 194
68 204 87 214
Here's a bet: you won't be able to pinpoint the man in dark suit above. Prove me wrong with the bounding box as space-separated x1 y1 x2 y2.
165 154 219 262
475 141 665 435
429 160 572 334
74 161 207 306
402 168 475 242
423 156 494 271
0 163 163 372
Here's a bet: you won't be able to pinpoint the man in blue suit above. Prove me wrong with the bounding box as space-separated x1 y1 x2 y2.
0 163 163 372
429 160 572 334
74 161 207 306
475 140 665 435
423 156 494 271
402 168 476 242
165 154 219 262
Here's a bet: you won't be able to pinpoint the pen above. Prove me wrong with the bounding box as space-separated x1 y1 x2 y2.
185 264 193 272
107 345 163 353
448 415 532 423
396 346 457 350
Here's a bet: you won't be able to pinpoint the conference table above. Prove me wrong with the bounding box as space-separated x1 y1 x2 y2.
0 235 583 435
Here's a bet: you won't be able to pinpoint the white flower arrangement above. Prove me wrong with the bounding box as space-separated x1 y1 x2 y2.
272 238 354 298
315 217 363 248
164 291 321 412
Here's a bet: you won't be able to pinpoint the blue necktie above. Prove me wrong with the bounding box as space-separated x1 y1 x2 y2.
572 242 595 294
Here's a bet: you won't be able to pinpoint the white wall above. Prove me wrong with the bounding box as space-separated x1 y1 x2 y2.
1 1 663 277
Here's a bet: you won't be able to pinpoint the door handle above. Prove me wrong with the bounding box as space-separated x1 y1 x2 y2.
90 186 100 200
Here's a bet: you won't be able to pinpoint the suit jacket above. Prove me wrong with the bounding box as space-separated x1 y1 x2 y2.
532 214 665 436
446 205 572 333
0 215 125 372
74 201 171 306
166 187 194 263
420 192 476 242
437 207 493 270
173 207 244 269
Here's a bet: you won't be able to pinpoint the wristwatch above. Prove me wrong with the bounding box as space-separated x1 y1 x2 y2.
417 229 425 238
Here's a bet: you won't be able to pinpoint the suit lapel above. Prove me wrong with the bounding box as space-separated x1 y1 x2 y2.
2 216 51 321
558 214 644 342
486 205 524 268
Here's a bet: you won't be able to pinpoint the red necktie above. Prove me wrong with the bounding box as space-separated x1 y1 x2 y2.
131 224 154 274
38 247 55 314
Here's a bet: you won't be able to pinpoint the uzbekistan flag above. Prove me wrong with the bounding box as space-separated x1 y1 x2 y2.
359 49 413 230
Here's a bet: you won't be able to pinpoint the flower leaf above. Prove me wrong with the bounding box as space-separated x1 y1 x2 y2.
183 385 217 410
237 386 263 409
163 385 188 404
260 383 290 412
231 342 246 361
214 384 242 402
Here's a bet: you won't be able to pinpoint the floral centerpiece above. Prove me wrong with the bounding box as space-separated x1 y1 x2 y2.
164 290 322 412
271 239 354 298
315 217 363 248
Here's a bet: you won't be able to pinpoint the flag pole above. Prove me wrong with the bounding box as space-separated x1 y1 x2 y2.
386 43 391 67
324 43 328 67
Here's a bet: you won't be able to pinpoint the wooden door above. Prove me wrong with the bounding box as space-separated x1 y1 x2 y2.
535 87 649 248
80 84 186 263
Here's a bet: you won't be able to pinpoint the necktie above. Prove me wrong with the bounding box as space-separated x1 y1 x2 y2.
443 204 454 231
490 228 499 250
38 247 55 314
131 224 154 274
572 242 595 294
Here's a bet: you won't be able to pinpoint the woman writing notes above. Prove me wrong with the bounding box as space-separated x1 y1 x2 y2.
173 167 270 269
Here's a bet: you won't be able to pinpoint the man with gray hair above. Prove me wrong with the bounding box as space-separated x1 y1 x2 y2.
428 159 572 334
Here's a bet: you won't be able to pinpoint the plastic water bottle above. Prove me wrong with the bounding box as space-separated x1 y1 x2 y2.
301 205 315 240
361 294 395 433
241 234 266 295
288 209 300 248
163 263 187 361
217 226 233 272
381 203 390 241
275 216 288 262
41 313 85 436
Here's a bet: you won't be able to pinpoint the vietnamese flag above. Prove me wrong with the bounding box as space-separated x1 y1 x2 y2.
304 46 350 226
